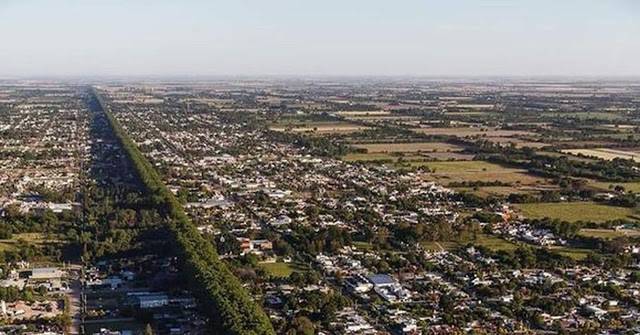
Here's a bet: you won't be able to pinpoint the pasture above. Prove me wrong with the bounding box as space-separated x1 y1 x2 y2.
419 160 549 187
514 202 637 222
561 148 640 163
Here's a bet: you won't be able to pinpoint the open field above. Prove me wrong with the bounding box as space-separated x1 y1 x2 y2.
334 111 391 117
0 233 60 251
418 160 549 187
258 262 306 278
414 127 533 138
561 148 640 163
342 152 422 162
343 147 473 163
589 181 640 193
549 247 592 261
543 112 626 121
351 142 464 153
269 121 370 134
483 136 549 149
514 202 637 222
421 234 518 252
578 228 640 239
453 186 528 197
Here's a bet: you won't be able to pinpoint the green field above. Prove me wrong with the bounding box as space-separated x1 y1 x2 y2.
590 181 640 193
578 228 640 239
258 262 305 278
421 234 518 252
550 247 592 261
515 202 637 222
419 160 504 173
342 152 415 162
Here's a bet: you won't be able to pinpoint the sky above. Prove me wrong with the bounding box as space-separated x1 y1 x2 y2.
0 0 639 77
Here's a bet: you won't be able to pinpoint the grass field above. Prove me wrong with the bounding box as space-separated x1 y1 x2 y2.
419 160 548 187
515 202 637 222
549 247 592 261
454 186 528 197
543 112 626 121
342 152 417 162
269 121 369 134
414 127 532 138
335 110 391 117
258 262 306 278
420 160 504 173
578 228 640 239
561 148 640 163
351 142 464 153
589 181 640 193
421 234 518 252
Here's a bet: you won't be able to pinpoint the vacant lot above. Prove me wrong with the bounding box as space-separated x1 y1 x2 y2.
414 127 533 138
352 142 464 153
515 202 637 222
549 246 592 261
579 228 640 239
270 121 369 134
562 148 640 163
335 111 391 117
258 262 305 278
421 234 518 252
418 160 548 187
589 181 640 193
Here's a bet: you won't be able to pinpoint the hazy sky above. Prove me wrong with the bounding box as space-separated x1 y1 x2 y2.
1 0 639 77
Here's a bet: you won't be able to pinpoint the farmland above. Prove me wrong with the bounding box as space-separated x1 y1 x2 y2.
419 160 550 188
269 121 369 134
514 202 637 222
351 142 464 153
561 148 640 163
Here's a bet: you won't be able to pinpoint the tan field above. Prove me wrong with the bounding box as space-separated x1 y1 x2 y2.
561 148 640 163
414 127 533 138
352 142 464 153
270 122 370 134
335 110 391 116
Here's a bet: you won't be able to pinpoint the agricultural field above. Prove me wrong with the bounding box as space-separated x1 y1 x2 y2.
418 160 550 190
514 202 638 222
550 247 593 261
414 127 533 138
334 110 391 117
269 121 369 134
561 148 640 163
589 181 640 193
578 228 640 239
351 142 464 153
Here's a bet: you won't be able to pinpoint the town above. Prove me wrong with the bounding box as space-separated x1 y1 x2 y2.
4 78 638 334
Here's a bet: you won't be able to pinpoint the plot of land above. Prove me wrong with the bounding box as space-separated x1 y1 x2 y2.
589 181 640 193
578 228 640 239
270 121 370 134
421 234 518 252
549 247 592 261
351 142 464 153
514 202 637 222
414 127 533 138
561 148 640 163
258 262 306 278
418 160 548 187
335 111 391 117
